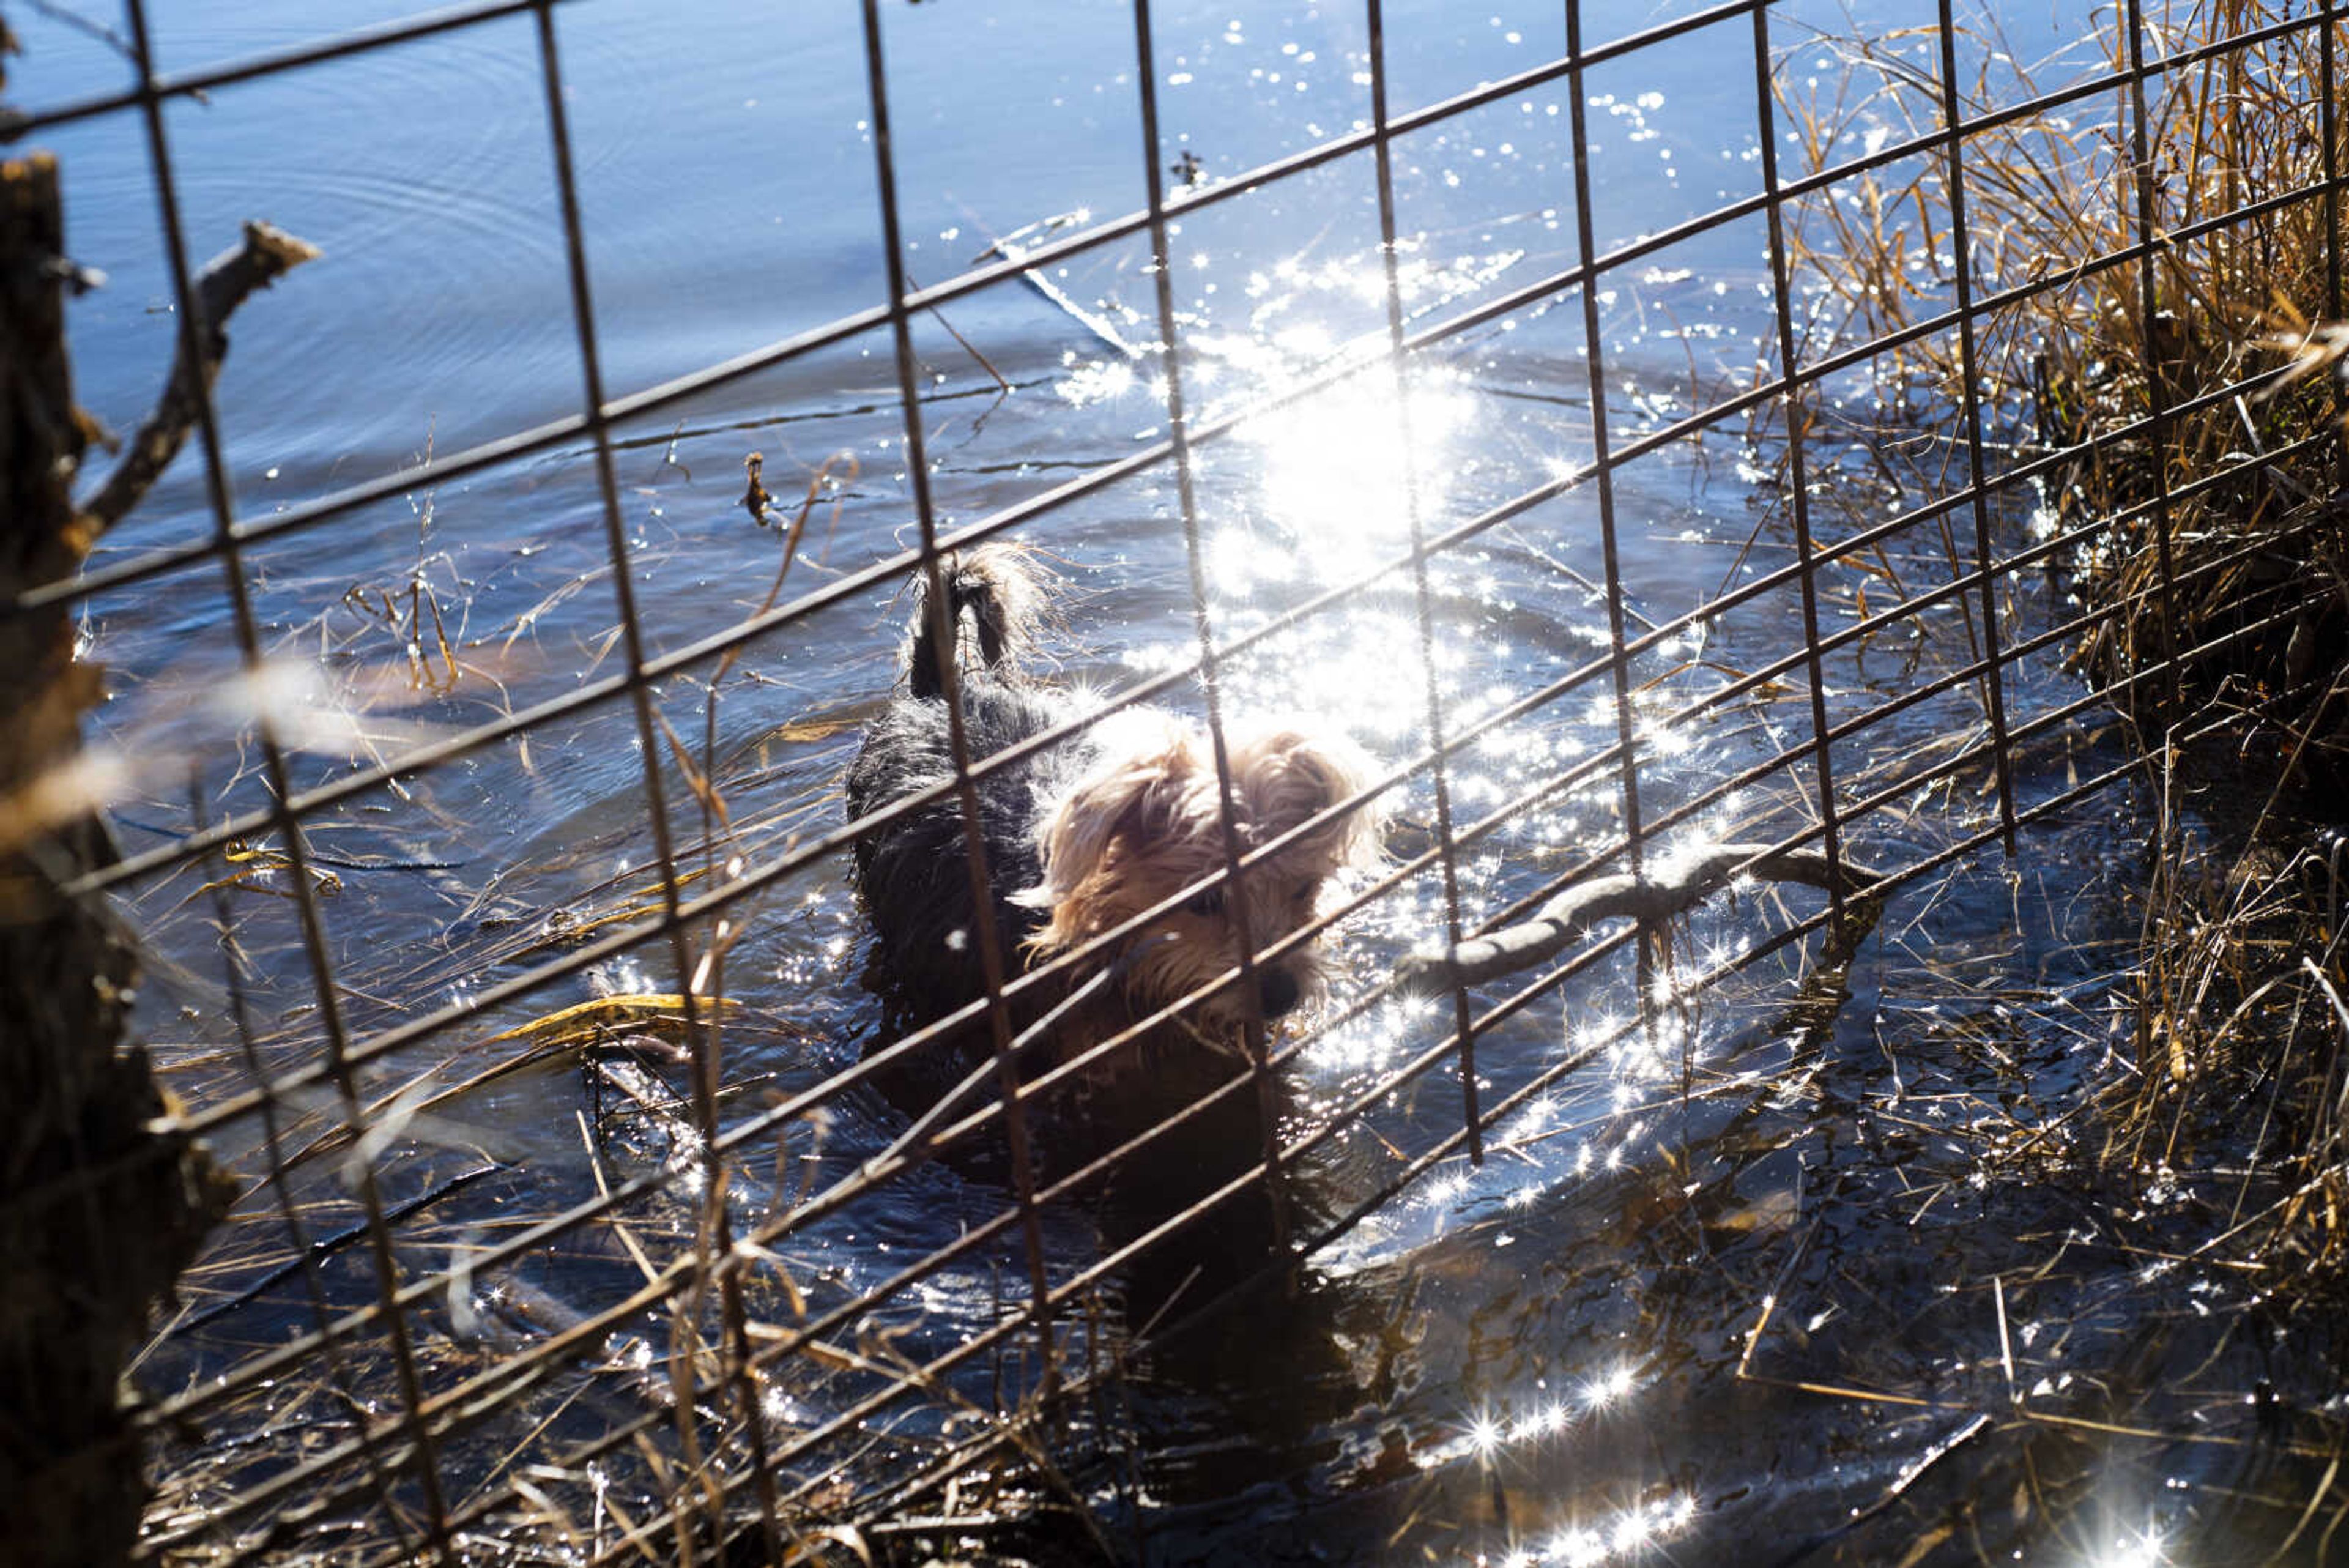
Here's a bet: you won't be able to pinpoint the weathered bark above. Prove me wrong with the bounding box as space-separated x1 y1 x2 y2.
0 151 239 1568
84 218 319 535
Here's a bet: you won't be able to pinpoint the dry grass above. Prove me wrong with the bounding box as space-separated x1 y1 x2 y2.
1774 0 2349 1284
124 444 1037 1566
96 4 2349 1558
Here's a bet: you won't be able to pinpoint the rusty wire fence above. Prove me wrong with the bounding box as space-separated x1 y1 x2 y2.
9 0 2346 1560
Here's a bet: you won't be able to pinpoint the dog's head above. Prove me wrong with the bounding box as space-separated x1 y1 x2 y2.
1022 715 1379 1040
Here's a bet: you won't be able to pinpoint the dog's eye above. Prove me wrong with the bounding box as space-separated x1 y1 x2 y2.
1294 880 1318 904
1185 885 1226 917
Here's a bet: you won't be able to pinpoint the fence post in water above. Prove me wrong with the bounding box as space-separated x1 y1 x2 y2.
0 148 234 1568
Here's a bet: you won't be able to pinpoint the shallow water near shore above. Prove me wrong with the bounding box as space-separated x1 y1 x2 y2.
20 0 2343 1561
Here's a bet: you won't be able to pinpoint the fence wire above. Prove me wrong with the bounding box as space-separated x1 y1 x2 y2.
6 0 2343 1561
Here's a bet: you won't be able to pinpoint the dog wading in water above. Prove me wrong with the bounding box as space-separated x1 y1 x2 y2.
846 548 1379 1165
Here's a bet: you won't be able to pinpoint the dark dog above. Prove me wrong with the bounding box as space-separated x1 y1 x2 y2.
846 548 1377 1143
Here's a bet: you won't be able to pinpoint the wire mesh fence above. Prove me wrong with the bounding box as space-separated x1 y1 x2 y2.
5 0 2345 1560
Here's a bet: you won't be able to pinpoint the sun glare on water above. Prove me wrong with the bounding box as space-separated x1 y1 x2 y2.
1239 362 1474 587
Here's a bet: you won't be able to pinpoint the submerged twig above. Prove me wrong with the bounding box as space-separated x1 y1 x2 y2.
275 992 731 1175
166 1161 505 1338
1754 1412 1992 1568
905 267 1011 393
973 211 1141 359
1397 842 1885 990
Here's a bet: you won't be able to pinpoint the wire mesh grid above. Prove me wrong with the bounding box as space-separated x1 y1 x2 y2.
7 0 2345 1559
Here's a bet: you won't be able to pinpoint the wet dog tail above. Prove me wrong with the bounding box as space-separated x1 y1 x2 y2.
905 546 1039 700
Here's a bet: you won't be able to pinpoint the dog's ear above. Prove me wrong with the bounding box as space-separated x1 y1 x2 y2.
1227 728 1380 868
1026 734 1201 949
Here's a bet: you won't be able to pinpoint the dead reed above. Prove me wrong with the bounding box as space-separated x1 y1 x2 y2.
1772 0 2349 1282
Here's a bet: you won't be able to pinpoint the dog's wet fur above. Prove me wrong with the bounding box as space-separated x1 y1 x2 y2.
847 548 1378 1162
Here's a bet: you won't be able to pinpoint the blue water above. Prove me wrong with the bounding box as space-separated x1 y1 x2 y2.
13 2 2312 1563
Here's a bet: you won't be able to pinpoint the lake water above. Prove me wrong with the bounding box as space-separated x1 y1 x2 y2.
15 1 2332 1562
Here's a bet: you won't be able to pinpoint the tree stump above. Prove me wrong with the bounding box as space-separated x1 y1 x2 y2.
0 150 237 1568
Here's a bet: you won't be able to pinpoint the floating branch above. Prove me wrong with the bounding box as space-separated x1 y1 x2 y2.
165 1161 506 1339
973 210 1141 359
82 219 321 536
274 992 737 1176
1397 842 1885 992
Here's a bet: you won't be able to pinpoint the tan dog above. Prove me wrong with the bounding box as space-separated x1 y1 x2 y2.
847 551 1379 1120
1020 713 1376 1049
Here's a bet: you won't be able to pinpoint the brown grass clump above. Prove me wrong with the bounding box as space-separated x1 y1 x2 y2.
1778 0 2348 731
1773 0 2349 1276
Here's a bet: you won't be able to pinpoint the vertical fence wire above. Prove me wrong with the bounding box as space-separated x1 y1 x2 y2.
1128 0 1302 1244
2326 2 2342 323
1562 0 1682 1049
1563 1 1655 905
186 780 419 1556
855 0 1063 1388
9 0 2339 1554
1746 0 1849 925
2323 0 2343 497
1933 0 2021 853
114 2 461 1556
1365 0 1484 1162
2121 0 2186 726
525 11 793 1545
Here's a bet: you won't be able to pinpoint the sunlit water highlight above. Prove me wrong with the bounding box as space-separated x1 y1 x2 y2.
22 0 2319 1560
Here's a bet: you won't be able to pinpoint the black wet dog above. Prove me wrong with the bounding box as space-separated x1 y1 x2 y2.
845 548 1376 1140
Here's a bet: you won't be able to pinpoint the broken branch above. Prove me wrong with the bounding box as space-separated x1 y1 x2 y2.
82 219 320 535
1397 841 1885 991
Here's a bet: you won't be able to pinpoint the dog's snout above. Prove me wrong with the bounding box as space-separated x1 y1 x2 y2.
1259 968 1302 1018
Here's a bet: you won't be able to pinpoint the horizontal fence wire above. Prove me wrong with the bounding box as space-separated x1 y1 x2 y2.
4 0 2342 1558
10 4 2330 626
128 497 2319 1488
